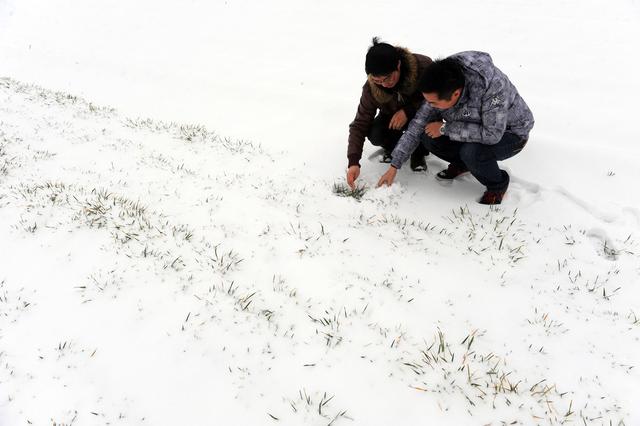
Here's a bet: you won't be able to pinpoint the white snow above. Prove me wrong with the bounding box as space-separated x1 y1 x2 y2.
1 0 640 425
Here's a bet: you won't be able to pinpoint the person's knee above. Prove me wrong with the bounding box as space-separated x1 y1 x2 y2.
419 133 431 150
367 127 386 147
367 117 391 147
422 134 446 153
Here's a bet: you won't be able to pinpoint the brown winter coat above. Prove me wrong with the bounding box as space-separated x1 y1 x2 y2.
347 48 432 167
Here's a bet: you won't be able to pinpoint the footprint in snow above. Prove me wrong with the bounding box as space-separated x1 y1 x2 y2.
506 175 542 207
586 227 620 261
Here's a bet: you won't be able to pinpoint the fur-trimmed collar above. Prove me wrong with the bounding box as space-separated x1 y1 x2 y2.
367 47 419 104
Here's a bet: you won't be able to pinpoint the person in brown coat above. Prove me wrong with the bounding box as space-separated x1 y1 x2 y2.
346 38 432 189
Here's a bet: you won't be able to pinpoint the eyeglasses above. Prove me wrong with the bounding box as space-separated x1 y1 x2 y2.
371 71 396 85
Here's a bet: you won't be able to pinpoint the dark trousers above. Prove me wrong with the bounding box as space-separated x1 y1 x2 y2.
421 132 527 191
368 114 428 156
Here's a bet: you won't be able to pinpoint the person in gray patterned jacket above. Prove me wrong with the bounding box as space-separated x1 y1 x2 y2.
377 51 534 204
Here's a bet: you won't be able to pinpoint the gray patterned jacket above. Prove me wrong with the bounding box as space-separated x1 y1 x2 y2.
391 51 534 169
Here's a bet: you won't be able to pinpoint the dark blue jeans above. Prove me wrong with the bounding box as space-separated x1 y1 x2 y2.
421 132 527 191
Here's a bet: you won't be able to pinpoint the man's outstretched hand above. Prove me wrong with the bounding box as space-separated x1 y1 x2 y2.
346 165 360 189
377 166 397 187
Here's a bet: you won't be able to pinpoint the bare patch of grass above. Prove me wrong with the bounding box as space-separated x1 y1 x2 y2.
401 328 625 424
271 389 351 425
332 183 367 201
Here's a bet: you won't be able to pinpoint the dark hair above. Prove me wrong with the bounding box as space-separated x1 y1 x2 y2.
418 58 465 100
365 37 401 76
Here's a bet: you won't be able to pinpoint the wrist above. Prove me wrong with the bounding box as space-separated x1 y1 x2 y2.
440 121 446 135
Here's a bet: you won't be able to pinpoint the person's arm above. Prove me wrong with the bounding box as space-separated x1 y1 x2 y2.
442 74 511 145
378 102 434 187
347 84 378 167
389 102 435 169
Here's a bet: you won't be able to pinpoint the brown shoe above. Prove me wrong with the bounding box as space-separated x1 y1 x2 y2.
479 189 507 205
436 163 468 180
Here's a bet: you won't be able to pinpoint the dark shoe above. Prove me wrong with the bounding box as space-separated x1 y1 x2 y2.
380 150 393 163
479 189 507 205
436 163 468 180
410 151 427 172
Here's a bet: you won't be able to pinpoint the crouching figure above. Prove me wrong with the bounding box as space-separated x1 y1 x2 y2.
346 38 433 189
377 51 534 205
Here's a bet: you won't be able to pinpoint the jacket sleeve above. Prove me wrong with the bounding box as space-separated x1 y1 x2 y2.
347 83 379 167
390 102 435 169
443 73 511 145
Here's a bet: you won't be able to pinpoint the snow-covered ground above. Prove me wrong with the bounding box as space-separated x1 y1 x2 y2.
1 1 640 425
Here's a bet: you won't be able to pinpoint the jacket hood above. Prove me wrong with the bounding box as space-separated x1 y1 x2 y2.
451 51 496 85
367 47 419 104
